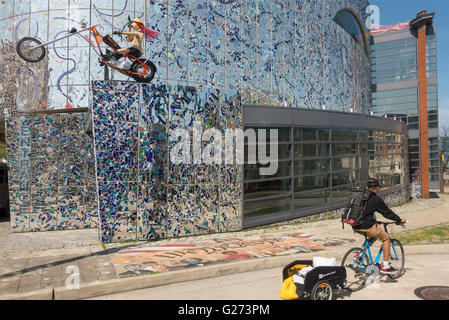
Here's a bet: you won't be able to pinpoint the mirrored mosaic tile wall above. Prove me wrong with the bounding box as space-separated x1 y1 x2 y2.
91 80 242 242
5 113 98 232
1 0 371 113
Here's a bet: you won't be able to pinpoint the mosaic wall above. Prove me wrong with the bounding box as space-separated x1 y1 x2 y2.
0 42 49 114
1 0 371 113
5 113 98 232
91 80 242 242
410 182 422 199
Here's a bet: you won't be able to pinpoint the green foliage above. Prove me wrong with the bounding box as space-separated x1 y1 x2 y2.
395 222 449 245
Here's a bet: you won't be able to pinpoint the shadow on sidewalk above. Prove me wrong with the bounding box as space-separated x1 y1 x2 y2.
0 245 136 279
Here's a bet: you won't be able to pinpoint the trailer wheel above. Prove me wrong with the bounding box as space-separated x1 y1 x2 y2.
311 281 333 300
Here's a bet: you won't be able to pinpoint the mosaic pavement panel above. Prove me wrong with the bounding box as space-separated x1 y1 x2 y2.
110 232 356 277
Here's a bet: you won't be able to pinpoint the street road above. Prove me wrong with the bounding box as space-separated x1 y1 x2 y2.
90 253 449 300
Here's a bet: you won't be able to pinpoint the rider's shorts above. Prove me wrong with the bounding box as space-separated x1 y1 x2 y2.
128 47 142 58
355 224 389 242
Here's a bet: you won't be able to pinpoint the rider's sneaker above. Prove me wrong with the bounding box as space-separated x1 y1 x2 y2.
380 265 397 275
117 60 131 70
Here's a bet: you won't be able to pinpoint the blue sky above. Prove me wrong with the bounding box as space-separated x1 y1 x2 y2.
370 0 449 134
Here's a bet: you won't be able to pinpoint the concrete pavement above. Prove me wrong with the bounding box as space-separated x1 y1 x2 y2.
89 254 449 300
1 194 448 300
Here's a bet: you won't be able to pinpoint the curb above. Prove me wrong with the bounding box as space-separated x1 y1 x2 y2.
1 243 448 300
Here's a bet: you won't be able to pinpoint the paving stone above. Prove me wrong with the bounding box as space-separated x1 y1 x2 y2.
17 284 42 293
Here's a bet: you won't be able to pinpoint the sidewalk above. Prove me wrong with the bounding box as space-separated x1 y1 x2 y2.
1 194 448 300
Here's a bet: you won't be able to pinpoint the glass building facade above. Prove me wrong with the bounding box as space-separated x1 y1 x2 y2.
370 25 439 189
244 125 407 223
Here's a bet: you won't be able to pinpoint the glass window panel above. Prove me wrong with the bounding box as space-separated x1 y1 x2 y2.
428 93 438 101
372 45 416 58
430 160 440 167
294 175 329 193
332 143 357 156
294 189 329 210
369 167 378 178
294 143 329 158
332 129 358 142
294 128 314 142
302 128 317 141
244 161 292 181
244 179 291 200
268 143 291 160
333 156 357 171
294 159 330 176
392 173 401 186
431 174 440 182
371 39 407 51
318 129 330 142
428 100 438 108
244 197 291 218
359 130 368 142
331 185 353 202
428 86 438 93
332 171 357 187
360 143 369 154
429 152 439 159
247 127 291 143
429 122 438 129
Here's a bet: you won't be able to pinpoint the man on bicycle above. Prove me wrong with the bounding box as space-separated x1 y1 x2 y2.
353 178 406 274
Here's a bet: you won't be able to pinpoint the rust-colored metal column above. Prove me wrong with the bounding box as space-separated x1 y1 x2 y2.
412 10 433 199
417 25 429 198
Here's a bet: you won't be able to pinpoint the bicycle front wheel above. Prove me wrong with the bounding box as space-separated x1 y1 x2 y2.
388 239 405 279
16 37 46 63
341 247 370 292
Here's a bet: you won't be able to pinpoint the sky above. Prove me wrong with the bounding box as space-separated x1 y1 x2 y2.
370 0 449 135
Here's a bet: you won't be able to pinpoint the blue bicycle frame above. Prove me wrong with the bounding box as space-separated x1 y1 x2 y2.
351 238 400 273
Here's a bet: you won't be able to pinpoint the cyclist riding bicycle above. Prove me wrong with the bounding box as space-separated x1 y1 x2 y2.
353 178 406 275
102 18 158 70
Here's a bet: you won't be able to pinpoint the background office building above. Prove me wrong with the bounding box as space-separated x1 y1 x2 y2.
0 0 410 242
370 11 439 195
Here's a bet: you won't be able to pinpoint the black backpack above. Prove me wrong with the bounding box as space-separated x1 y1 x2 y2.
341 189 372 229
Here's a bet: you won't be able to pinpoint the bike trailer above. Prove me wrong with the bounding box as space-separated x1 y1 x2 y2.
280 260 346 300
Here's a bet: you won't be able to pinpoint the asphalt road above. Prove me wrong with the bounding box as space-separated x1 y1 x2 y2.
90 253 449 300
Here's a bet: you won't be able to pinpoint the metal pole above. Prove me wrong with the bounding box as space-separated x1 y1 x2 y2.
27 25 100 49
104 65 109 81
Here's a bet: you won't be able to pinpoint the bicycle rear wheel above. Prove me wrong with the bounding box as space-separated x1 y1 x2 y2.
16 37 46 63
388 239 405 279
341 247 370 292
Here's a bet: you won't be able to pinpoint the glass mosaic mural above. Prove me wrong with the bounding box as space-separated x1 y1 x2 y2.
91 80 242 242
5 113 98 232
1 0 371 114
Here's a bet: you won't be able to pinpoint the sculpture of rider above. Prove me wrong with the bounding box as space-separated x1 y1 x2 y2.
103 18 158 70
